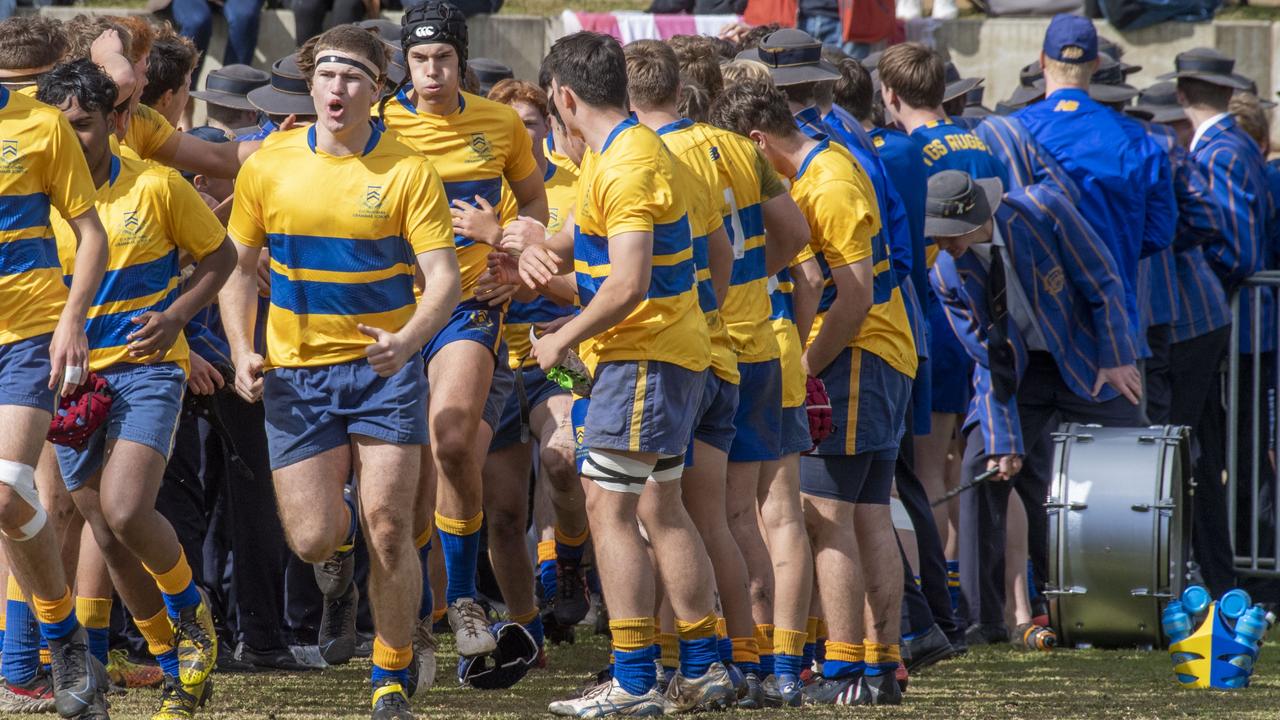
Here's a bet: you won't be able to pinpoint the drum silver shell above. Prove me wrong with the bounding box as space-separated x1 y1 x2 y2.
1046 423 1192 648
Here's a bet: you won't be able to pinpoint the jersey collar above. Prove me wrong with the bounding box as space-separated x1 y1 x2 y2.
543 161 557 182
99 154 121 191
656 117 693 136
601 114 639 154
0 84 8 112
306 121 382 156
394 88 466 116
794 138 829 181
922 118 954 130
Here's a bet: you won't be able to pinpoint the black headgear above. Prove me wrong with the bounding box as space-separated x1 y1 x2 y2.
401 1 469 67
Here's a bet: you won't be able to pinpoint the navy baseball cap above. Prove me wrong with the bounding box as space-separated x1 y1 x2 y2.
1043 14 1097 64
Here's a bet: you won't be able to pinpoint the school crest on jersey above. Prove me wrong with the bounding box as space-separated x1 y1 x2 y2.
469 133 495 162
1041 267 1065 295
122 211 142 236
355 185 389 220
0 139 22 173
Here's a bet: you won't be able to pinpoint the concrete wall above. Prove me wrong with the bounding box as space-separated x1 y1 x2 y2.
27 8 1280 122
910 16 1275 113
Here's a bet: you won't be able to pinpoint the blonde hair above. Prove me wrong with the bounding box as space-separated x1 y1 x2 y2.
721 59 772 91
1041 57 1095 87
1229 92 1270 149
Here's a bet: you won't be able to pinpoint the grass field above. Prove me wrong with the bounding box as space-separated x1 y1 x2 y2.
12 629 1280 719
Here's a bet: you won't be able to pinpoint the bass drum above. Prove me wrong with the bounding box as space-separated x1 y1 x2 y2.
1046 423 1193 648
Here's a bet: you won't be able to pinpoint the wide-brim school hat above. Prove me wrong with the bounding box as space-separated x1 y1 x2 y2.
924 170 1004 237
247 54 316 117
737 29 840 87
1127 81 1188 124
191 64 269 111
1158 47 1252 91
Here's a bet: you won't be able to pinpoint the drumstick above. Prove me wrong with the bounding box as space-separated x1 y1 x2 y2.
929 468 1000 507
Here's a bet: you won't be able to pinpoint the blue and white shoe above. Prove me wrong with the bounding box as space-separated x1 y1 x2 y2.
547 678 669 717
776 673 803 707
802 673 863 706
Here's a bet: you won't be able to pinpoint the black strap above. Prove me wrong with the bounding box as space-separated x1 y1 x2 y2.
985 250 1017 404
514 363 531 445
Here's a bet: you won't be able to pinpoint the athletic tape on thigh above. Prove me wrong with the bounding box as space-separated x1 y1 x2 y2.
0 459 46 541
582 450 654 494
890 496 913 532
650 455 684 483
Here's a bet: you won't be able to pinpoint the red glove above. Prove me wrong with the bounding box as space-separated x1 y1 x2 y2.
805 375 833 448
47 373 113 449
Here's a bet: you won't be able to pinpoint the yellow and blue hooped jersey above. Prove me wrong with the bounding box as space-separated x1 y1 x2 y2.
504 147 580 369
769 245 814 409
52 155 225 374
0 86 96 345
228 124 455 369
793 140 916 380
381 90 537 301
573 116 708 374
655 119 783 364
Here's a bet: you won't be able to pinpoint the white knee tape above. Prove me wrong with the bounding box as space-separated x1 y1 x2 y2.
582 450 654 494
0 459 47 541
649 455 685 483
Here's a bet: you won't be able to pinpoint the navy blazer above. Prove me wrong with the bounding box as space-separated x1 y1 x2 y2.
930 184 1137 455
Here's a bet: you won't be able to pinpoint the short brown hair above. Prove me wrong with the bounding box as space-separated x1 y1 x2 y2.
678 80 712 123
142 25 197 106
625 39 680 110
834 57 873 122
736 24 779 53
710 83 796 139
1230 92 1270 148
298 25 390 84
877 42 945 109
671 37 723 101
0 17 68 71
1178 77 1233 112
488 78 549 118
64 15 133 65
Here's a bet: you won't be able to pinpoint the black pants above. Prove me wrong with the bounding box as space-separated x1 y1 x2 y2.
1169 327 1234 595
894 414 961 643
959 352 1143 627
1145 324 1173 425
290 0 367 45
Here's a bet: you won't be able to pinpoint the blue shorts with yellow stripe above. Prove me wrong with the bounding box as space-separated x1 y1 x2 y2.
811 347 911 457
581 360 704 458
0 334 54 413
780 405 812 456
423 340 514 439
263 355 428 470
489 365 569 452
421 298 504 362
728 360 782 462
691 371 739 455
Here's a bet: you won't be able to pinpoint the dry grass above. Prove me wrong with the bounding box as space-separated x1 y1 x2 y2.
10 629 1280 719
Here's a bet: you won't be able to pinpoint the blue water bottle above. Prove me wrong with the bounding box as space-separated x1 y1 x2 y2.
1162 599 1193 644
1219 589 1252 621
1235 606 1269 652
1182 585 1211 616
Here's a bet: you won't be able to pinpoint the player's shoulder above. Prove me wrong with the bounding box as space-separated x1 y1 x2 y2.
461 91 522 126
242 126 310 164
1 89 68 129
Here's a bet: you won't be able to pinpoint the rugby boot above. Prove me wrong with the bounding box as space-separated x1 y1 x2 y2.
447 598 497 658
318 582 359 666
860 669 904 705
902 624 958 672
553 559 590 626
107 648 164 689
548 678 669 717
802 673 863 706
776 673 803 707
407 616 437 697
664 662 736 713
152 677 212 720
47 627 110 719
174 589 218 686
371 679 414 720
0 669 56 713
736 672 765 709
